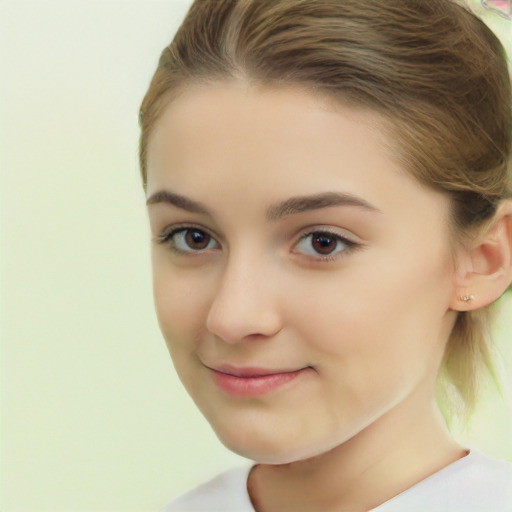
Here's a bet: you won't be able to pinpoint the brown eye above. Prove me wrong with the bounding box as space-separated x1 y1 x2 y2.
294 230 356 259
311 233 338 255
165 228 219 253
185 229 211 250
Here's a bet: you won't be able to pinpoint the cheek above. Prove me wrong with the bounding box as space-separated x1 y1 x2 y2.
289 252 453 380
151 256 212 353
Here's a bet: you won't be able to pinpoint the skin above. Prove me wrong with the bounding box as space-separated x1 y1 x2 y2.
146 81 471 511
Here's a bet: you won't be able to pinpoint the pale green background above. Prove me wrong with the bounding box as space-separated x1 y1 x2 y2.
0 1 511 511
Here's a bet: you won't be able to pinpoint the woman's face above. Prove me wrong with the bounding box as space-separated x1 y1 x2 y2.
146 82 459 464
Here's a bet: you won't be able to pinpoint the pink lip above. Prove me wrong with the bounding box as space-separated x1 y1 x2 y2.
209 365 309 397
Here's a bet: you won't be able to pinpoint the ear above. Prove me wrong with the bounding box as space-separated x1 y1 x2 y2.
451 200 512 311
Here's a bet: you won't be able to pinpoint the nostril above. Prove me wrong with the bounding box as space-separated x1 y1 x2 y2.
205 259 283 343
206 293 282 344
206 310 281 344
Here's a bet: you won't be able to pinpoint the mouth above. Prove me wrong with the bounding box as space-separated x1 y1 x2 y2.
207 365 311 397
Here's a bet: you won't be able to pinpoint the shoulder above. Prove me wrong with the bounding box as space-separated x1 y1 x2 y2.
465 450 512 481
444 449 512 499
160 465 255 512
373 450 512 512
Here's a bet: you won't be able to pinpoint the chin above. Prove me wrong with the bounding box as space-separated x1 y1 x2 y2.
210 421 296 463
212 420 343 465
222 440 307 465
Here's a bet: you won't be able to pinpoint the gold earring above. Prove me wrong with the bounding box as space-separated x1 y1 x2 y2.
460 293 475 303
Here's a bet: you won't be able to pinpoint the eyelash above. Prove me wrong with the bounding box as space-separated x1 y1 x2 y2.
154 225 360 262
154 225 219 255
294 227 359 262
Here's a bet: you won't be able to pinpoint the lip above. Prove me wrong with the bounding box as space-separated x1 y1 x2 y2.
208 365 310 397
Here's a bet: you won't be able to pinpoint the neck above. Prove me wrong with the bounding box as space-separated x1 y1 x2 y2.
248 389 466 512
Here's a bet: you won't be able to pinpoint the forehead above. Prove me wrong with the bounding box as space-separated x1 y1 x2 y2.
148 82 387 183
146 80 450 227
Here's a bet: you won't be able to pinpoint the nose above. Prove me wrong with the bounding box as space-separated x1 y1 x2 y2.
206 254 283 344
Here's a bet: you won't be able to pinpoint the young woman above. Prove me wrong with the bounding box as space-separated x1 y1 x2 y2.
139 1 512 510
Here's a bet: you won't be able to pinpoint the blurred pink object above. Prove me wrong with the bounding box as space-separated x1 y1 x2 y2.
481 0 512 19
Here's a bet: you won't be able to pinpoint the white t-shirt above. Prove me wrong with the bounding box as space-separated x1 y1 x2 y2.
161 450 512 511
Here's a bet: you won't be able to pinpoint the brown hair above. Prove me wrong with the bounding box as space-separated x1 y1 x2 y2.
139 0 512 419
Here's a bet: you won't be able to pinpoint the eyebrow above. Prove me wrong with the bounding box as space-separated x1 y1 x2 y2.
146 190 381 220
266 191 381 221
146 190 212 215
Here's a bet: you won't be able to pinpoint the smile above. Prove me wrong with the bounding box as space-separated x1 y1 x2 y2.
208 365 310 397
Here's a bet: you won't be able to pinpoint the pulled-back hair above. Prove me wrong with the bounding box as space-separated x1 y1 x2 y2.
139 0 512 419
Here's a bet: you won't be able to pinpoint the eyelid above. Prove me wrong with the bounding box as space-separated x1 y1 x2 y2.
153 223 221 253
291 225 362 261
295 225 360 245
153 222 362 261
155 222 220 241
